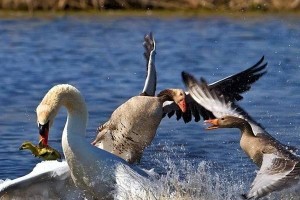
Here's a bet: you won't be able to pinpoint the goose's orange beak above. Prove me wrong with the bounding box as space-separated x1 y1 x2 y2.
38 122 49 147
178 99 187 113
204 119 219 130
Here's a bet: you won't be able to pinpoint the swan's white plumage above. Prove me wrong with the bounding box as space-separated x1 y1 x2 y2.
1 84 157 199
42 84 155 198
0 161 87 200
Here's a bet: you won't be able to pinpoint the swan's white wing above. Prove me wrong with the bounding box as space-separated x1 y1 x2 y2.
141 32 156 97
181 72 266 135
0 161 86 200
245 154 300 199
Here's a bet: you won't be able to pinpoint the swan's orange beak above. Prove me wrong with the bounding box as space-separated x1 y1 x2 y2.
178 99 187 113
204 119 219 130
38 122 49 147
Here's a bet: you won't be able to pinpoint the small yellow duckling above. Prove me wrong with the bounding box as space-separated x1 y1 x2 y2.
19 141 62 161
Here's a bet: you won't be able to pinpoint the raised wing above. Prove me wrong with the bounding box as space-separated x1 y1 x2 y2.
165 57 267 123
181 71 265 135
244 154 300 199
209 56 267 101
140 32 156 96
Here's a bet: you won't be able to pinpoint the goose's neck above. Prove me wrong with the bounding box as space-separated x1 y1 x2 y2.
157 89 174 103
238 121 255 137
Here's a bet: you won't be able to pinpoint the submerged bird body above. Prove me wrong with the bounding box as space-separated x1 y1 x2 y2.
182 73 300 199
19 141 61 161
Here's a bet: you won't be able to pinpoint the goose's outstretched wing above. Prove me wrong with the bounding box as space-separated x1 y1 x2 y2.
181 71 265 134
140 32 156 96
165 57 267 123
209 56 267 101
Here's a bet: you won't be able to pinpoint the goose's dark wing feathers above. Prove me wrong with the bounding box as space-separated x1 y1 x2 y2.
208 56 267 101
164 92 215 123
165 56 267 123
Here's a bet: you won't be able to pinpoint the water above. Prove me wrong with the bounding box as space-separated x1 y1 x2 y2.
0 13 300 199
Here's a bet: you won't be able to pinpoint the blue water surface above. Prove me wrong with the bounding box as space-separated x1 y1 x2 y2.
0 13 300 198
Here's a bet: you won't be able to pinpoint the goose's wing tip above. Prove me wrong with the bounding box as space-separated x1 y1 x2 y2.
181 71 203 88
208 56 268 101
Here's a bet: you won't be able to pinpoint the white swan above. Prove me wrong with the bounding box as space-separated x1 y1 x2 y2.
37 84 155 198
182 72 300 199
1 84 157 199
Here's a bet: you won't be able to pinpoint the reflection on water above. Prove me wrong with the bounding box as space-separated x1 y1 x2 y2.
0 14 300 199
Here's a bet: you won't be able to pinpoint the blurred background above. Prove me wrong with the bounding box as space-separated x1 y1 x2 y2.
1 0 300 12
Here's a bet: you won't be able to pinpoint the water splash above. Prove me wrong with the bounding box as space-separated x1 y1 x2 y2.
136 143 300 200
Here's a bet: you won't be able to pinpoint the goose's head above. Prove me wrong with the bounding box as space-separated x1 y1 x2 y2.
158 89 187 112
172 89 186 112
205 116 247 130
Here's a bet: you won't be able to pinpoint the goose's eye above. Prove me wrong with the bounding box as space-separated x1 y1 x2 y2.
221 117 225 120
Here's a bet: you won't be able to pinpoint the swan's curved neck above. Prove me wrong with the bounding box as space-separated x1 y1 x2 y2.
37 84 150 198
37 84 88 138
